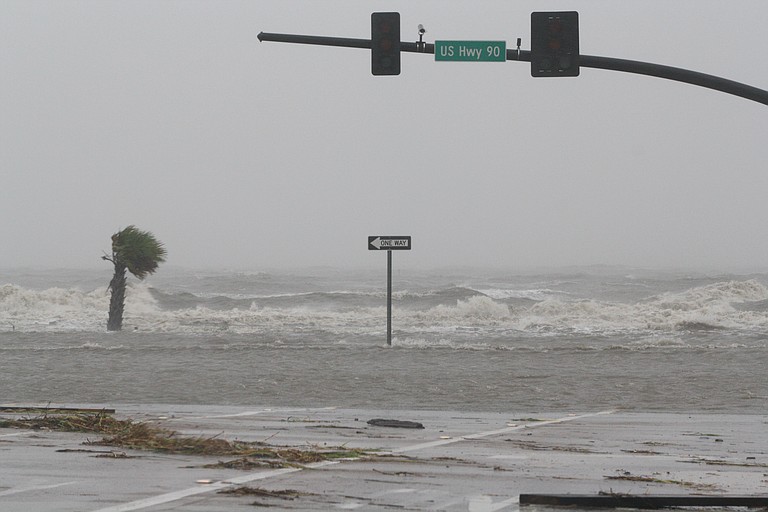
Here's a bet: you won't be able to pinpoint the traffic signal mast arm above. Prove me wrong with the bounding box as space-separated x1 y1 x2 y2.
576 54 768 106
257 32 768 106
257 31 430 53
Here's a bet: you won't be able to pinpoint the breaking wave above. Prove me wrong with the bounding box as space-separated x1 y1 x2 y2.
2 278 767 338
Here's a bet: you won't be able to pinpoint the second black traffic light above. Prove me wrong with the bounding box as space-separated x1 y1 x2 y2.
531 11 580 77
371 12 400 76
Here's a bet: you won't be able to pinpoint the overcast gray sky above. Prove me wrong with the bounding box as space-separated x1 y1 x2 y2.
2 1 767 271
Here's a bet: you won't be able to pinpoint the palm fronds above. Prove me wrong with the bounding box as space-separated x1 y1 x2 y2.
110 225 167 279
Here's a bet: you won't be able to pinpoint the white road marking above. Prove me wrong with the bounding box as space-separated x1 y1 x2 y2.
0 481 78 497
198 407 337 419
90 461 340 512
390 410 615 454
370 487 417 498
436 494 520 511
184 409 276 419
172 406 339 420
89 410 614 512
473 495 520 512
90 468 300 512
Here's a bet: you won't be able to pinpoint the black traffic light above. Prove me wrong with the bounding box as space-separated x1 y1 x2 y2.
531 11 579 77
371 12 400 75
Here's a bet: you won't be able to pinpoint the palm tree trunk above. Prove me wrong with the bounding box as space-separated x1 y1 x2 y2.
107 263 127 331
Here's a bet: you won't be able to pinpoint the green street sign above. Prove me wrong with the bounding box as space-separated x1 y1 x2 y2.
435 41 506 62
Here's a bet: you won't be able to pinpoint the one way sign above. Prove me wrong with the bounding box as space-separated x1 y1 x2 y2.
368 236 412 250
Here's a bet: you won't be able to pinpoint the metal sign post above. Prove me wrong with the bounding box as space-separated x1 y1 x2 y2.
387 250 392 345
368 236 411 345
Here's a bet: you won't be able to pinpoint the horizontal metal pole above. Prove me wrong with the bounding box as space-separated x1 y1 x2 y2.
506 49 768 106
258 32 370 49
520 494 768 508
257 32 768 106
582 55 768 105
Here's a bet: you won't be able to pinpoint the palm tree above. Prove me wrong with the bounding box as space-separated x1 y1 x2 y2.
102 226 167 331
